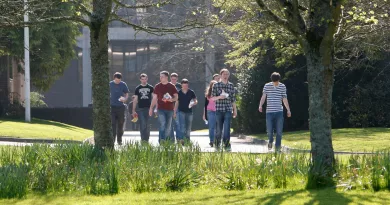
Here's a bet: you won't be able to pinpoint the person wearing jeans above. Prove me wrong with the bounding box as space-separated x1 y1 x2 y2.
149 71 178 144
109 72 129 145
174 79 197 144
211 69 237 149
170 73 182 142
259 72 292 151
132 73 154 142
157 109 174 142
203 80 218 147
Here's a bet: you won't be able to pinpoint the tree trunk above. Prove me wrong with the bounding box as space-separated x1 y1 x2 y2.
90 0 113 149
305 46 336 188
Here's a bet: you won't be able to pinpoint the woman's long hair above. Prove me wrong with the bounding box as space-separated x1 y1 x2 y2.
205 80 217 99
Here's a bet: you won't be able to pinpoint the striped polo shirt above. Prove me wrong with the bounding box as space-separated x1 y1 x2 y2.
263 82 287 113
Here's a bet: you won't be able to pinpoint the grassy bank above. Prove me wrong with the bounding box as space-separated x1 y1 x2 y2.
0 118 92 141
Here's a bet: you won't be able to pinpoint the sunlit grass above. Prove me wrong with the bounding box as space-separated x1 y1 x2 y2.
0 118 92 141
253 128 390 152
1 188 389 205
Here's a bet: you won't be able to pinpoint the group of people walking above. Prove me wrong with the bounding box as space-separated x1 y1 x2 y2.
109 69 291 151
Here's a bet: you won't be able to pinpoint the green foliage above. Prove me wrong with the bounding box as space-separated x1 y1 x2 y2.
0 3 79 91
30 92 48 108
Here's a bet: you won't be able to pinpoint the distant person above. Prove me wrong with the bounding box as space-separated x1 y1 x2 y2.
132 73 154 142
149 71 178 143
170 72 182 142
203 80 218 147
109 72 129 145
213 74 220 82
174 79 197 144
258 72 291 152
211 69 237 149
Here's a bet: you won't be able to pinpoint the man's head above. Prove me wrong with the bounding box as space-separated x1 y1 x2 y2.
220 69 230 81
181 79 189 90
113 72 122 84
160 71 169 83
212 74 220 82
170 73 179 84
271 72 281 82
139 73 148 85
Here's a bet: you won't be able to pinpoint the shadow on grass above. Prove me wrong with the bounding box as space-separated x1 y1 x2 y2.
2 188 390 205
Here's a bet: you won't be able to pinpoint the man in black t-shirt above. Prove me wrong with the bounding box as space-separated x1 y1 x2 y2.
132 73 154 142
174 79 198 144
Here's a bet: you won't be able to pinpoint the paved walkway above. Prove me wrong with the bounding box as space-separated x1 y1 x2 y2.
0 131 270 153
121 131 269 153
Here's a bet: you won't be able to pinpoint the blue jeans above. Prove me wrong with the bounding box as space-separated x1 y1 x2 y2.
158 109 174 143
137 108 150 142
207 111 216 143
216 111 232 147
178 112 193 140
266 111 284 149
170 110 181 142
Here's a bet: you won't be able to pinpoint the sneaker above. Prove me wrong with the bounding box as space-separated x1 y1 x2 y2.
224 144 232 151
268 143 273 150
209 142 214 147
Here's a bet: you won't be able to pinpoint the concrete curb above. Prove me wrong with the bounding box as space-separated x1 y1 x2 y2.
0 137 82 144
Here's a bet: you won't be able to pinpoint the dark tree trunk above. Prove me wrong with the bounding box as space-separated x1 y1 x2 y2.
305 47 336 188
91 0 113 149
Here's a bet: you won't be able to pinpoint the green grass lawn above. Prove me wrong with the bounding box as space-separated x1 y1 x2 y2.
1 188 389 205
253 128 390 152
0 118 92 141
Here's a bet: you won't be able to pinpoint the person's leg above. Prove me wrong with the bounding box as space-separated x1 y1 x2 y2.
215 111 224 147
223 111 232 148
174 112 181 142
178 112 186 142
111 107 118 144
144 108 150 142
158 110 167 143
275 111 284 151
266 113 275 149
170 112 175 141
116 105 126 145
207 111 216 145
138 108 147 142
165 110 174 142
186 113 193 141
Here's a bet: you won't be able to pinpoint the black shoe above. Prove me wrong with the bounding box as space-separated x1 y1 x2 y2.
268 143 273 150
209 142 214 147
118 142 123 146
224 144 231 151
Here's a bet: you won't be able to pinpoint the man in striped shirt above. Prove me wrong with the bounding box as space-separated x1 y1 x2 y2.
259 72 291 151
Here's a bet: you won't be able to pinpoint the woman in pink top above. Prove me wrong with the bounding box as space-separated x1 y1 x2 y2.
203 80 217 147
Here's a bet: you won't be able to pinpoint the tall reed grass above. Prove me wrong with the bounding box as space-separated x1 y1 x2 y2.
0 143 389 199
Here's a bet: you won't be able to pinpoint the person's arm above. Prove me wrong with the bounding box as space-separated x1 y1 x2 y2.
132 95 138 114
203 97 209 121
211 84 225 101
149 93 158 116
174 98 179 118
192 91 198 105
282 86 291 117
233 102 237 118
172 93 178 102
258 94 266 113
122 83 130 102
